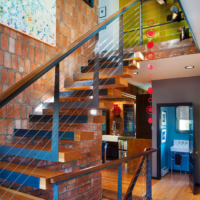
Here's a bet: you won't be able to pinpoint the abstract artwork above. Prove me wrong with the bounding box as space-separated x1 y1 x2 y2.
0 0 56 46
161 111 167 126
161 129 167 143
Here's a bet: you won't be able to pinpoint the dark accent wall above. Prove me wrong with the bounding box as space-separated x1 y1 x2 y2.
152 76 200 184
136 94 152 139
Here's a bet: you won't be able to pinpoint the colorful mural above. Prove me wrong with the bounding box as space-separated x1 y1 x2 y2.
0 0 56 46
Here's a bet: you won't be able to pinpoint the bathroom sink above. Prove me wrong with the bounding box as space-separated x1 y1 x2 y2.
170 140 189 153
170 146 189 153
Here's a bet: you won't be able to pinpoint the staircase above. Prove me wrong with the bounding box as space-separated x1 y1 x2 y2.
0 0 145 199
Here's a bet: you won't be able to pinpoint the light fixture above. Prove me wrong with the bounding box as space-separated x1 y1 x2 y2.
90 109 97 115
156 0 167 5
134 72 139 75
185 66 194 69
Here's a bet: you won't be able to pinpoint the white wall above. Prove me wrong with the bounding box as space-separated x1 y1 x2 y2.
99 0 119 52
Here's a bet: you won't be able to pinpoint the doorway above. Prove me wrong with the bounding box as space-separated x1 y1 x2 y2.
157 103 196 195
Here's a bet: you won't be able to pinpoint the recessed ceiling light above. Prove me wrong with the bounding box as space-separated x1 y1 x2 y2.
134 72 139 75
185 66 194 69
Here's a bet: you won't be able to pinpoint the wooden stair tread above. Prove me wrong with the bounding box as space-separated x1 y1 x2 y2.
15 129 94 141
59 88 121 100
81 60 140 73
0 186 45 200
0 161 65 190
64 77 128 90
88 52 144 64
4 144 82 163
74 68 134 81
29 115 105 123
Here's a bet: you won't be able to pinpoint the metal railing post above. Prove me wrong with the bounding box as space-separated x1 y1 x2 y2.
92 33 99 107
146 154 152 199
117 163 122 200
51 64 60 160
140 0 143 45
116 14 124 75
53 184 59 200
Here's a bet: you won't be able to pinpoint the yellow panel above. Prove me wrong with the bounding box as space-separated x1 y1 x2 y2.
120 0 189 48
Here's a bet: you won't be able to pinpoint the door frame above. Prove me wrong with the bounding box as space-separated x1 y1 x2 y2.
156 102 193 179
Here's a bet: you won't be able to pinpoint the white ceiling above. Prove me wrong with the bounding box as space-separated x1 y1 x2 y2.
127 53 200 90
181 0 200 50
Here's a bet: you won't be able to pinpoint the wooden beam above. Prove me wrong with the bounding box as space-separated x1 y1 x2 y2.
74 68 134 81
64 77 128 90
0 186 45 200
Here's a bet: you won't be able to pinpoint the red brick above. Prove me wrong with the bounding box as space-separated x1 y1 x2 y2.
0 105 6 118
1 68 7 83
35 40 40 48
7 103 14 118
24 90 29 104
22 43 28 58
30 91 41 99
8 119 14 135
25 60 30 74
10 29 17 38
0 136 6 144
16 72 21 83
9 37 15 53
29 46 34 61
8 70 15 85
0 24 2 33
18 57 24 72
17 32 23 41
0 50 3 66
15 40 22 56
1 34 8 50
14 104 20 119
21 105 26 119
40 51 45 64
4 52 11 68
23 35 29 43
31 62 36 72
0 119 7 134
59 187 67 194
3 26 10 35
12 54 18 70
29 38 34 46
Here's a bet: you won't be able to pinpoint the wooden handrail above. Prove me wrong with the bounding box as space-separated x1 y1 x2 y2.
50 147 157 184
0 0 139 108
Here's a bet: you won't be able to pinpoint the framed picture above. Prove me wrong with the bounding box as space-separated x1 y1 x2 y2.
99 7 106 18
161 129 167 143
161 111 167 126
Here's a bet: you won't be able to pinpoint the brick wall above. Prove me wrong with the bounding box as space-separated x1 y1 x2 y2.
0 0 101 199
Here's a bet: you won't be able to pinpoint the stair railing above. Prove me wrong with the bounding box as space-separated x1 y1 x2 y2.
0 0 143 198
50 148 157 200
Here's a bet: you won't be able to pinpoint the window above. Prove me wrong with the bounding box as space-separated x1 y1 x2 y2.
176 106 190 133
83 0 94 7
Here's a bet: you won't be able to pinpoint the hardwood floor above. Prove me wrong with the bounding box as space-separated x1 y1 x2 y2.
101 163 200 200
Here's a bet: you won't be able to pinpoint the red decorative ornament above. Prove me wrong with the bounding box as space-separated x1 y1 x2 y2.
148 64 153 70
147 52 155 60
148 118 153 124
147 42 154 49
148 87 153 94
146 29 155 38
148 98 153 103
146 106 155 114
112 104 121 118
147 20 154 27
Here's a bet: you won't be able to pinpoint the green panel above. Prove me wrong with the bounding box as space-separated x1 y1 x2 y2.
120 0 189 48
